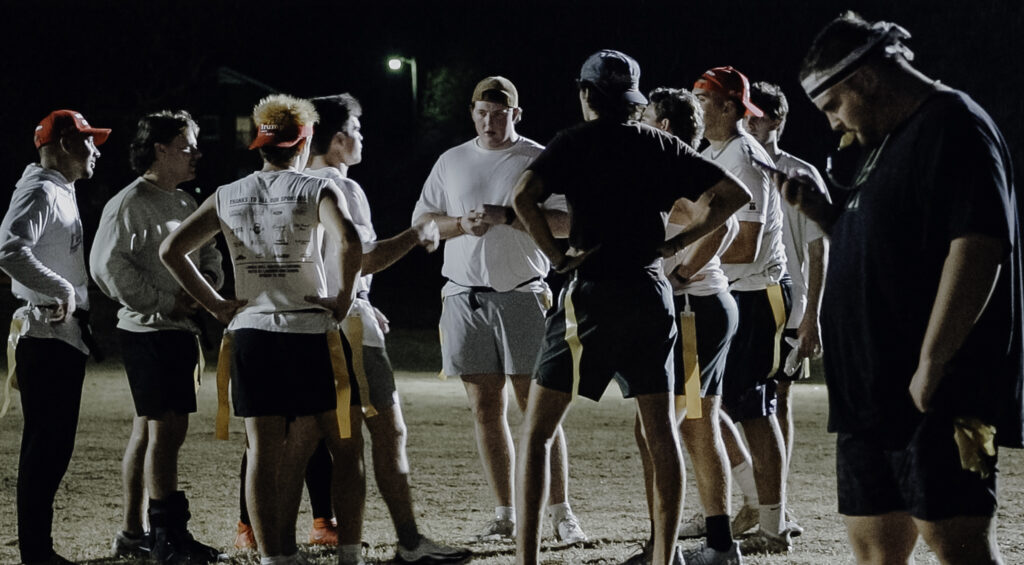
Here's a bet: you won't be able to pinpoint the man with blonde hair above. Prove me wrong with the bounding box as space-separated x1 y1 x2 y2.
161 94 363 565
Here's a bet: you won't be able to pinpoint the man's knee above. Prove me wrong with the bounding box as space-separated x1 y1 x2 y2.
367 406 408 447
845 513 917 565
916 515 1000 565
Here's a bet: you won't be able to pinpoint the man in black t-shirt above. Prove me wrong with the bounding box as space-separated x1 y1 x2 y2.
510 49 750 565
783 12 1023 564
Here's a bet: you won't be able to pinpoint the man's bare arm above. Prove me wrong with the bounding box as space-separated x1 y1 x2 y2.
159 196 246 325
908 234 1005 412
797 237 828 358
361 221 439 275
512 171 567 268
660 172 750 258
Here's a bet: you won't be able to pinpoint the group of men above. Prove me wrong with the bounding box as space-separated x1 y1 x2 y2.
3 10 1021 565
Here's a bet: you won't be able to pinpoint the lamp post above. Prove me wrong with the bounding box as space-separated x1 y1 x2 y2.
387 55 418 117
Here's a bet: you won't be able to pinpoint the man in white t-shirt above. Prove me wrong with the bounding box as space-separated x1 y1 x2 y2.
694 66 794 555
304 93 468 564
411 76 585 544
747 81 831 539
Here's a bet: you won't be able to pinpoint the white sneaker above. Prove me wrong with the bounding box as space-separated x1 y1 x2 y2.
396 535 471 564
677 512 707 539
680 541 743 565
551 513 588 544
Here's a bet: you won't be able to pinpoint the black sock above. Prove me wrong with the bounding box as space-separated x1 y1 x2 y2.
705 514 733 552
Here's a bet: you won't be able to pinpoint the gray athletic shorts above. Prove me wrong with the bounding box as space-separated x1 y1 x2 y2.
355 345 398 409
440 290 548 377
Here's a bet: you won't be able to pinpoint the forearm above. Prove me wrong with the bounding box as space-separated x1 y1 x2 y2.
803 237 828 323
416 212 464 240
198 241 225 289
336 219 363 299
0 247 74 302
674 226 726 280
160 248 221 312
158 198 225 313
918 235 1004 367
361 229 417 275
664 175 750 257
512 171 564 265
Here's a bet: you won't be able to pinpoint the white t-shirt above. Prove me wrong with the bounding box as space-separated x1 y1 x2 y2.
775 150 829 328
702 134 787 291
305 166 385 348
663 215 739 296
412 137 567 296
216 170 338 333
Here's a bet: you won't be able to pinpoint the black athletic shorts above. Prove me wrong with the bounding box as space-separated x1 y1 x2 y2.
119 329 199 418
721 280 791 422
673 291 738 398
836 414 998 520
533 270 676 401
230 329 338 418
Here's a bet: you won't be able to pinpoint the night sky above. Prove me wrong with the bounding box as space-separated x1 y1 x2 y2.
3 0 1021 328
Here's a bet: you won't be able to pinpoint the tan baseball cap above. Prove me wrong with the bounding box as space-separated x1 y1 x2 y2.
471 76 519 108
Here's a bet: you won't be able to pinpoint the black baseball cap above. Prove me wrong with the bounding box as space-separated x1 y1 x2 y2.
578 49 647 105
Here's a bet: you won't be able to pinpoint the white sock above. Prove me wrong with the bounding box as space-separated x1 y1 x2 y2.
495 505 515 522
337 544 362 565
732 461 759 506
758 502 785 535
547 502 572 522
260 556 291 565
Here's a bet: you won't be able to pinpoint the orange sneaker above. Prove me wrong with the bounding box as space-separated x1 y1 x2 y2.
234 521 256 550
309 517 339 546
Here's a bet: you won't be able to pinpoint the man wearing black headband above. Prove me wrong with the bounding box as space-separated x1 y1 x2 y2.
784 11 1023 564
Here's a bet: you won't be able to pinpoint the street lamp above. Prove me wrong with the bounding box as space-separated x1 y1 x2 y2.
387 55 418 116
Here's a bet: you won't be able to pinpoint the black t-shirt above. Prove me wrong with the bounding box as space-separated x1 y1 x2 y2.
824 89 1024 448
527 119 726 279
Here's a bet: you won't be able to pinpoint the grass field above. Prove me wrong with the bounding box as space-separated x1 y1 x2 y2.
1 333 1022 564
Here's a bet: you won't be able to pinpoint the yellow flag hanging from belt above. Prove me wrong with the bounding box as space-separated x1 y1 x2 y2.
1 318 24 418
766 284 787 377
679 301 702 420
327 330 354 438
340 316 377 420
214 332 233 440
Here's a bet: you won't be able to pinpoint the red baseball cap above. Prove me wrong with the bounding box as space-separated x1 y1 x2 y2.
249 123 314 150
34 110 111 149
693 67 764 118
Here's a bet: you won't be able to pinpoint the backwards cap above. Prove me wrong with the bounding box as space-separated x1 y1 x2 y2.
472 76 519 108
693 66 763 118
